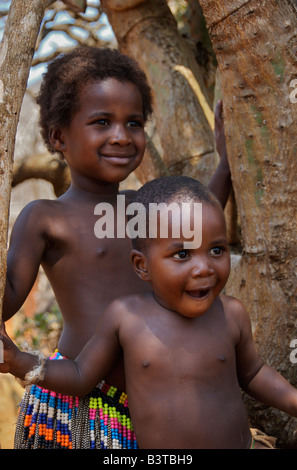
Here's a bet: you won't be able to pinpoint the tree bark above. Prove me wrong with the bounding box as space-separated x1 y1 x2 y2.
101 0 217 185
200 0 297 446
0 0 53 319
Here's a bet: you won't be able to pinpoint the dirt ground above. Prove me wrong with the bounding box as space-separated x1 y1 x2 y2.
0 374 24 449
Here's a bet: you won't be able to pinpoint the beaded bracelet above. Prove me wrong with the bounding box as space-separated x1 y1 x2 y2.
16 343 46 387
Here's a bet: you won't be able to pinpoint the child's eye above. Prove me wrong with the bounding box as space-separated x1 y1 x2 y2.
209 246 225 256
172 250 189 260
127 120 144 128
96 119 109 126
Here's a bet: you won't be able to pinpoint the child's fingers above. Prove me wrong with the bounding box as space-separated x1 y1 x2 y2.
0 322 4 342
0 327 18 374
0 324 8 371
0 323 16 356
215 100 223 121
0 321 8 341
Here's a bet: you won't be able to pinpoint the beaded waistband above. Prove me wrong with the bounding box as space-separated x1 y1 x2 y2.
15 350 137 449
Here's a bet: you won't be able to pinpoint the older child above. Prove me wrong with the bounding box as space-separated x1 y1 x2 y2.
2 47 230 449
3 176 297 448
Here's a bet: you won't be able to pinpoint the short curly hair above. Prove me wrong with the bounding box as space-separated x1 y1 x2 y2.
36 46 153 154
130 175 223 251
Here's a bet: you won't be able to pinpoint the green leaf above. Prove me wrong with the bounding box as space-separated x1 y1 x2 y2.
61 0 87 14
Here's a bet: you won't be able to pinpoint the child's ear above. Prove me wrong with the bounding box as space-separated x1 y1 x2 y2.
49 126 66 153
130 249 150 282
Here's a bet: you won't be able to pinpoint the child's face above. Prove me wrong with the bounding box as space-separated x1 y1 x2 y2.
140 202 230 318
54 78 146 184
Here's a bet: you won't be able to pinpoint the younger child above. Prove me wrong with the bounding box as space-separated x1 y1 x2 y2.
2 176 297 449
2 46 231 449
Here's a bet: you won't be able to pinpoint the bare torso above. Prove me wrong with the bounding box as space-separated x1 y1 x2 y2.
5 188 150 390
115 293 252 448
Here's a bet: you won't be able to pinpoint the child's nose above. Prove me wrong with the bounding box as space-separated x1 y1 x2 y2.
109 124 132 145
191 257 214 277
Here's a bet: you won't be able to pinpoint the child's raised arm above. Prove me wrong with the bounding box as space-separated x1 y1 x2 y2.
0 302 122 397
208 100 232 208
233 297 297 418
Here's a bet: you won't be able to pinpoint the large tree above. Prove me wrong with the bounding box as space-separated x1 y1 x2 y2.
199 0 297 447
101 0 218 186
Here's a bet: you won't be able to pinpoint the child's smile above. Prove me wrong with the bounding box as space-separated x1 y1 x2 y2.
140 202 230 318
186 287 212 299
54 78 146 188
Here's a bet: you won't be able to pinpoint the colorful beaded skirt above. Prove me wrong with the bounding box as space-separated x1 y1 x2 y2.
14 350 138 449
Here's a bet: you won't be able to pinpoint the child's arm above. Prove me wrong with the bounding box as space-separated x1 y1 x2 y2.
234 298 297 417
243 363 297 417
0 301 122 396
208 100 232 209
3 201 48 321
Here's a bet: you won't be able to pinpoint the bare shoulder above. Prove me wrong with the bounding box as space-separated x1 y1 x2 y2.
95 296 140 341
220 294 247 313
101 293 151 328
104 293 148 317
12 199 59 230
16 198 61 219
10 198 68 242
220 294 252 330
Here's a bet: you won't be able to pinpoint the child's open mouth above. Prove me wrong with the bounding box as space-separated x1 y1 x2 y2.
186 288 210 299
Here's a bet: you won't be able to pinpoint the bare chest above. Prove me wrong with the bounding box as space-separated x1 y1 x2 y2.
43 213 133 266
123 313 237 384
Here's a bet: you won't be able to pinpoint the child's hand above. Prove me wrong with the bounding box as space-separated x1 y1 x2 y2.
208 100 232 208
214 100 228 165
0 322 21 374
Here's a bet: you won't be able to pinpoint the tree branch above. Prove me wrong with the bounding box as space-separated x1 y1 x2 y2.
12 153 71 197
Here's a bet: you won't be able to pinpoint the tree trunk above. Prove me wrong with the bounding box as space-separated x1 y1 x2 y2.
101 0 217 185
0 0 53 319
200 0 297 447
